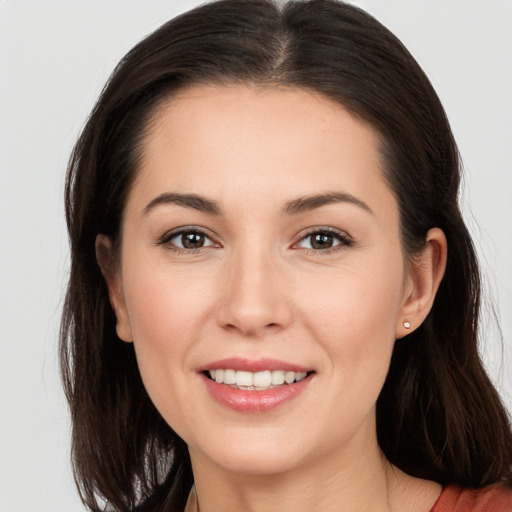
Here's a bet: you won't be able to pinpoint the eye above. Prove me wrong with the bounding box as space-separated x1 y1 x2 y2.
295 228 352 251
159 228 217 251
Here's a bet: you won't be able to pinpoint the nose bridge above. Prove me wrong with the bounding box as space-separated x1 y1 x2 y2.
217 237 291 336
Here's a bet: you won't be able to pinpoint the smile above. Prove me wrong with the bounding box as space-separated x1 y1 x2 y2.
206 369 309 390
200 359 315 412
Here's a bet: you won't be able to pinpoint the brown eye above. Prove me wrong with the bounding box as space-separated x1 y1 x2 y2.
181 231 206 249
310 233 335 249
163 229 216 250
296 229 351 252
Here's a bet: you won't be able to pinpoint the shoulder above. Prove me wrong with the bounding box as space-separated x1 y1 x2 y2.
430 484 512 512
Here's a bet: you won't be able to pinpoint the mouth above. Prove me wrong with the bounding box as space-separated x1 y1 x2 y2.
203 369 313 391
199 359 315 412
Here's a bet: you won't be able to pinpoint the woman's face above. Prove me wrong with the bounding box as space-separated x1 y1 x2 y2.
106 85 421 476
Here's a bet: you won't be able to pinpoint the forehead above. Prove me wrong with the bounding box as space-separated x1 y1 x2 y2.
129 84 395 219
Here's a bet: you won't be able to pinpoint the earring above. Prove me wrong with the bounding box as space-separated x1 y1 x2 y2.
403 320 411 329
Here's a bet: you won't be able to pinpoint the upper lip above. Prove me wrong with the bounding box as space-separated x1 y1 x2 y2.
199 357 313 373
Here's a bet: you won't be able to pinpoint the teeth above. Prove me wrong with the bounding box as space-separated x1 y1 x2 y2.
223 369 236 385
284 371 295 384
236 370 253 387
271 370 285 385
208 369 309 388
295 372 307 382
253 371 271 387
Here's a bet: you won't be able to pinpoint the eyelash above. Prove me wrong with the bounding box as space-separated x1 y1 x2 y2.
157 226 218 255
293 227 353 255
157 226 353 255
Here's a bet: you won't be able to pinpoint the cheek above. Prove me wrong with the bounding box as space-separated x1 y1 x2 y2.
302 259 403 329
298 258 404 389
124 261 215 346
295 276 400 446
121 261 217 419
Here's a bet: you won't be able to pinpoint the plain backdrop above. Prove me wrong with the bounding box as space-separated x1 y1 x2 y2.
0 1 511 510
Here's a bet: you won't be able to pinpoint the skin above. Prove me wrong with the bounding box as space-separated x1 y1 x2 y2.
98 85 447 511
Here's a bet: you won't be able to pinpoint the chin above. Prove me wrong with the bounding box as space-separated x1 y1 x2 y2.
213 448 306 476
188 424 324 477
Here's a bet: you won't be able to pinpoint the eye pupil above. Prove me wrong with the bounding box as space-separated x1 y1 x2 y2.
311 233 333 249
182 232 205 249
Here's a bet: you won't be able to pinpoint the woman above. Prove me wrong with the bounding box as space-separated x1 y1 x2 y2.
60 0 512 510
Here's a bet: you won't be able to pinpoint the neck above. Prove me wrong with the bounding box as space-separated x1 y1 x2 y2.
189 427 395 512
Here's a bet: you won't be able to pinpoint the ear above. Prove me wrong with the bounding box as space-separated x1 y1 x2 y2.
396 228 447 338
95 234 133 342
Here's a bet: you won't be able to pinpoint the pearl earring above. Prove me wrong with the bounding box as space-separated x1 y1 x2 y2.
403 320 411 329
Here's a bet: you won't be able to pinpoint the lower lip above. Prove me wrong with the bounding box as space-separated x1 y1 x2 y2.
202 374 313 413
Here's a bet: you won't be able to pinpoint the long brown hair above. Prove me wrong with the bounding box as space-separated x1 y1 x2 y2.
61 1 512 510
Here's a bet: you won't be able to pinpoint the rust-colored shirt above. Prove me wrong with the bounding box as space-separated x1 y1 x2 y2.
184 484 512 511
430 485 512 512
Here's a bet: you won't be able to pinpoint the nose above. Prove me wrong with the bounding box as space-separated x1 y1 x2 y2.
216 246 293 337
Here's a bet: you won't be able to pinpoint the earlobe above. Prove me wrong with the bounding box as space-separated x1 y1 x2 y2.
396 228 447 338
95 234 133 343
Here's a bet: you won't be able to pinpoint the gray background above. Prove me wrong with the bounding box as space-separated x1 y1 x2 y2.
1 1 510 510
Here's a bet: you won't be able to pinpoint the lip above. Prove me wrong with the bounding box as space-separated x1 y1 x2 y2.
202 375 313 412
199 358 314 413
199 357 312 373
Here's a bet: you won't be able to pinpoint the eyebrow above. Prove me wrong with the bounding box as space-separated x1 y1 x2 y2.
143 192 222 216
143 190 373 217
283 192 373 216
